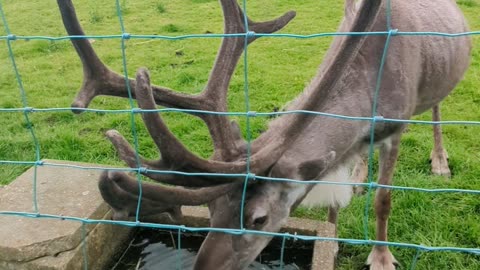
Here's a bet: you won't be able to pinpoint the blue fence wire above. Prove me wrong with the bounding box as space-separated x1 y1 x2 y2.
1 0 479 269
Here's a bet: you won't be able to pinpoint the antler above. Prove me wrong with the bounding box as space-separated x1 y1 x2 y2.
98 170 236 220
57 0 296 212
57 0 386 218
98 171 182 220
57 0 296 179
57 0 295 161
113 68 290 174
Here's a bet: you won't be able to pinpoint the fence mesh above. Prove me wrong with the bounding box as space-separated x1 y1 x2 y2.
1 0 480 269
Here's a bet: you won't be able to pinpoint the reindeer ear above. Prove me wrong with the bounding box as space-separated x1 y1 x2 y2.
298 151 336 180
345 0 357 23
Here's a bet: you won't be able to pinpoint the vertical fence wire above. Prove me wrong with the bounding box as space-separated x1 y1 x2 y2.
363 27 396 239
279 235 287 270
363 0 393 240
239 0 253 231
409 249 422 270
0 0 42 214
177 227 183 270
114 0 145 223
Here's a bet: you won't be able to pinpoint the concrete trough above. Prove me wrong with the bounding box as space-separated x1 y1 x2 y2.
0 160 337 269
147 206 338 270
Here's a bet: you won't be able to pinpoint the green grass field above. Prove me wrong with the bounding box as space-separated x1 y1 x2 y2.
0 0 479 269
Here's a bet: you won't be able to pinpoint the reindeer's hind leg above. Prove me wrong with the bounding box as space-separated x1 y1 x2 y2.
430 104 451 177
366 132 402 270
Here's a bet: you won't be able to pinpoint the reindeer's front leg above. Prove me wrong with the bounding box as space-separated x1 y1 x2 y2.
430 104 451 177
366 132 402 270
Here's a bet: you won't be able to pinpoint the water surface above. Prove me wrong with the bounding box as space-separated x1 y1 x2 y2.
110 228 313 270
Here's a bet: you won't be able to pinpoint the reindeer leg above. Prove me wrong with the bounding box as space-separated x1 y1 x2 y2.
366 133 402 270
430 104 451 177
327 205 339 225
352 154 368 195
327 205 340 247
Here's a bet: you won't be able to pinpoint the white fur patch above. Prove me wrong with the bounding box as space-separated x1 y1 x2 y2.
286 183 309 209
300 164 353 208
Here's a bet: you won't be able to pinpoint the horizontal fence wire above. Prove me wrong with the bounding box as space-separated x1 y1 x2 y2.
1 31 480 41
0 0 479 269
0 210 478 254
2 106 480 126
1 161 480 195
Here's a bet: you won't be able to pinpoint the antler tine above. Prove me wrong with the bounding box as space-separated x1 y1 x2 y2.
135 68 191 166
57 0 209 112
199 0 295 159
100 171 237 207
106 129 222 186
249 11 297 36
106 121 286 176
129 68 288 177
99 171 183 220
56 0 104 75
106 127 246 187
201 0 296 104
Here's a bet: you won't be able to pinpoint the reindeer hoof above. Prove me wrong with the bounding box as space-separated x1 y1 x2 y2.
365 263 399 270
432 165 451 178
366 249 399 270
430 149 451 178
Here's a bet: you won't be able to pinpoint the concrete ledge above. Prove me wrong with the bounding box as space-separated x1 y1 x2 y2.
1 160 337 269
0 160 132 270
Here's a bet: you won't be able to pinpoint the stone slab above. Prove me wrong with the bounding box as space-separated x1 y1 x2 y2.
0 160 112 262
0 160 337 269
0 210 131 270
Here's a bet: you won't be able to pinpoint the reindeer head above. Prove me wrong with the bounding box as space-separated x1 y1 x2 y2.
57 0 386 269
100 67 325 270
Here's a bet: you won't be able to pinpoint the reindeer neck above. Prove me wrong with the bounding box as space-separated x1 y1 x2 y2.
251 1 385 156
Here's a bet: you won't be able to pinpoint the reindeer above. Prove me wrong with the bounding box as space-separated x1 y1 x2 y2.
327 100 452 198
56 0 471 269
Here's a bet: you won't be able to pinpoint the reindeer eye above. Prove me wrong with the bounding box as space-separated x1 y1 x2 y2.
253 215 268 227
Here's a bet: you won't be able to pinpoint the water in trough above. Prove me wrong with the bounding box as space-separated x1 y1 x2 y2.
109 228 313 270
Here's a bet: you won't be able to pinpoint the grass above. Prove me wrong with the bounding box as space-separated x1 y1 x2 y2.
155 2 166 14
0 0 479 269
458 0 478 7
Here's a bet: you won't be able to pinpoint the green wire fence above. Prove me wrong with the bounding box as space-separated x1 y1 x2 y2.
1 0 480 269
